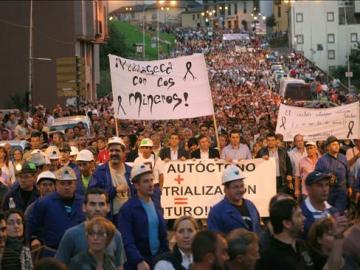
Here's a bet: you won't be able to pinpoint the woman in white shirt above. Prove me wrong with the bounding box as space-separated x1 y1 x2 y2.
154 216 198 270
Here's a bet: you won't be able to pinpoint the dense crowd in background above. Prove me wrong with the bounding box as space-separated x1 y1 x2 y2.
0 27 358 270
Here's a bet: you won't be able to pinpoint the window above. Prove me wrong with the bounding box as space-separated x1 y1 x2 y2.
228 4 231 15
244 2 247 13
193 14 195 20
327 33 335 43
277 6 281 17
296 13 303 22
328 50 335 60
234 3 238 15
351 33 358 42
296 34 304 44
327 12 334 22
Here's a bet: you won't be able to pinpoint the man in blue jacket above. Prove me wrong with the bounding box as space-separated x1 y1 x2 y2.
117 163 169 270
208 164 261 235
300 171 338 238
315 136 350 213
27 166 85 257
89 137 134 221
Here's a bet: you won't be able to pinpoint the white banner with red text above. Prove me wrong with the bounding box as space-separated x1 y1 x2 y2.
109 54 214 120
161 158 276 219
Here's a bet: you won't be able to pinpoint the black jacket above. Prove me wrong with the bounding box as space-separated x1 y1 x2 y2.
155 245 186 270
191 148 220 159
159 147 188 160
256 146 292 183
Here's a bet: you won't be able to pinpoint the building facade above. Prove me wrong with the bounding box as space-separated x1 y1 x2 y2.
203 0 255 30
272 0 290 33
289 0 360 72
0 0 108 109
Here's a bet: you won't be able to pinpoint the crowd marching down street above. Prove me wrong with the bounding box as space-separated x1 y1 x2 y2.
0 27 359 270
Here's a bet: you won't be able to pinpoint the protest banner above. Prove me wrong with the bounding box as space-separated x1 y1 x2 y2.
222 33 250 41
109 54 214 120
161 158 276 219
275 102 360 142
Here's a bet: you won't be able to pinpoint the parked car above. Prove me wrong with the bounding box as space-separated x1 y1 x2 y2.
49 115 91 136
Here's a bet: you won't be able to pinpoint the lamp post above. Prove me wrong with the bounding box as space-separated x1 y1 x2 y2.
28 0 33 112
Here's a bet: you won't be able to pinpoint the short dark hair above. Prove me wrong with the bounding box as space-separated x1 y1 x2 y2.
31 131 41 138
229 130 240 137
188 137 198 148
266 132 276 139
270 198 298 234
84 188 109 204
192 230 220 263
65 127 73 134
197 135 209 142
268 193 293 211
227 228 258 261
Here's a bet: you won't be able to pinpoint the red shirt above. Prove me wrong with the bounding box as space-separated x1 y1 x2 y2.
97 149 109 163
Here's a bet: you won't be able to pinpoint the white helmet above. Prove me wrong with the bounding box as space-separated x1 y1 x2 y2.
70 146 79 157
76 149 94 162
222 165 246 185
108 136 125 147
131 163 152 182
36 171 56 184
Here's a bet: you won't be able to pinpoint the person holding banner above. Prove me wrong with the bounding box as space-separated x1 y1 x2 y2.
117 163 169 270
89 137 134 221
256 133 293 194
221 130 252 162
207 165 260 235
315 136 350 213
191 135 220 159
159 133 188 162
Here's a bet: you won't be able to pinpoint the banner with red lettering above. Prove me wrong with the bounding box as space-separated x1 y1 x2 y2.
161 158 276 219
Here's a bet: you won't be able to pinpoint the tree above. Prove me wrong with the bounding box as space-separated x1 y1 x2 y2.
97 21 130 97
331 42 360 91
99 21 130 71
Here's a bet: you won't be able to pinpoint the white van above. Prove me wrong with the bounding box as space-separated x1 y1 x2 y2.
279 78 312 101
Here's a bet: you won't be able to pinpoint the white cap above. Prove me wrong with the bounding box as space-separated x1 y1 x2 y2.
305 141 317 147
139 138 153 147
45 146 60 160
36 171 56 184
131 163 152 182
55 166 77 181
70 146 79 156
108 136 125 147
76 149 94 162
222 165 246 185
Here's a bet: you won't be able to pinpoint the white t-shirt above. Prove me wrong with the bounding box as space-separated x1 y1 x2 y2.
134 154 164 184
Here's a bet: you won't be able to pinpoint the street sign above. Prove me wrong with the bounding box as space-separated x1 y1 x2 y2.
345 71 353 78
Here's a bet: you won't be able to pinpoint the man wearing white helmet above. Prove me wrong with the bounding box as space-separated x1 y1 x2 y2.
117 163 169 270
24 170 56 219
134 138 164 210
207 165 260 235
46 146 61 172
27 166 85 257
75 149 95 195
89 137 134 221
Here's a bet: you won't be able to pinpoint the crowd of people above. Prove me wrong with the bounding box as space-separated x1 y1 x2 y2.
0 27 358 270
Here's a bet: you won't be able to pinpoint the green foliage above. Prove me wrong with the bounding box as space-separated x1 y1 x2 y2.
97 70 112 98
266 15 276 27
9 94 27 110
331 42 360 91
99 21 130 71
